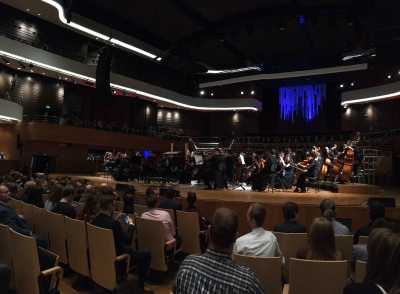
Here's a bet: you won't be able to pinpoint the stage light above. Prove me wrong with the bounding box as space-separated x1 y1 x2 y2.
387 74 392 79
240 91 244 95
200 90 205 96
45 105 51 109
251 90 255 95
205 66 262 75
210 92 214 96
350 82 355 87
340 84 344 88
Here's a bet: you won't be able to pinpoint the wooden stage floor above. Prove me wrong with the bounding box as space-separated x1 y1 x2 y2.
54 174 398 207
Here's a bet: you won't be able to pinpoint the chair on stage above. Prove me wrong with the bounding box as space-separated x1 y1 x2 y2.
233 254 282 294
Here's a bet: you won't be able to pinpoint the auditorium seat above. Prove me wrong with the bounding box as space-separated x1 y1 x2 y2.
47 211 68 264
10 228 63 294
355 260 367 283
135 217 171 272
358 236 368 245
176 211 201 255
233 254 282 294
335 235 353 262
0 224 14 288
86 223 130 291
20 202 35 225
29 205 44 233
65 217 90 277
8 198 23 215
285 258 347 294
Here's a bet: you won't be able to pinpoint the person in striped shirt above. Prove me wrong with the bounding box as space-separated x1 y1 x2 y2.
175 207 264 294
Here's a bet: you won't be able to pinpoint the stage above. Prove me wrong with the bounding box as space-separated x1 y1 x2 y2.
53 174 390 207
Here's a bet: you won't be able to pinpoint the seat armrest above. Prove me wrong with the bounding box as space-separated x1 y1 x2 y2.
41 266 63 277
283 284 289 294
40 266 63 290
115 253 131 274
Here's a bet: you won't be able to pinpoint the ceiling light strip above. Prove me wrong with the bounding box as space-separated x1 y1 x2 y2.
206 66 262 75
0 50 257 112
341 91 400 106
41 0 158 59
0 115 20 122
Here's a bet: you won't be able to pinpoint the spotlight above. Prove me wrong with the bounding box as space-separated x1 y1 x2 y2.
350 82 355 87
387 74 392 79
251 90 255 95
339 84 344 88
240 91 244 95
210 92 214 96
200 90 205 96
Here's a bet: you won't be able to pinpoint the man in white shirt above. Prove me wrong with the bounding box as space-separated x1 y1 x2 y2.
234 203 281 257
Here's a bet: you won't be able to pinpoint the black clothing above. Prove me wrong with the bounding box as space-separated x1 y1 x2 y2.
343 283 385 294
52 202 77 219
0 264 11 292
123 194 135 214
0 201 32 236
160 197 182 211
274 220 306 233
354 223 372 244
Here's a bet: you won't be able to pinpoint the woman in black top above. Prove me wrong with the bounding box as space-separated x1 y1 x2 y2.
343 228 400 294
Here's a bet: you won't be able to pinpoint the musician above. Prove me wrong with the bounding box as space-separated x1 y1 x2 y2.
294 149 319 193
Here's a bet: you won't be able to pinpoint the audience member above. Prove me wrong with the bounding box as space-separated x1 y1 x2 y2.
274 201 306 233
234 203 281 257
320 199 351 235
22 185 44 208
159 188 182 211
185 192 198 212
354 201 385 244
92 195 151 290
78 194 99 223
297 217 343 260
142 190 177 246
176 207 263 294
0 184 32 236
52 185 77 218
44 184 63 211
123 186 136 214
344 228 400 294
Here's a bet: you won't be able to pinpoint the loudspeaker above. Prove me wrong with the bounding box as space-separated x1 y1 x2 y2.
96 46 113 101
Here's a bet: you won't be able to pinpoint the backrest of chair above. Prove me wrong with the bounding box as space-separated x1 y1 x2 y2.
274 232 308 258
135 204 149 216
335 235 353 261
355 260 367 283
65 217 90 277
176 211 201 255
289 258 348 294
30 205 44 233
10 229 41 294
86 223 117 291
8 198 23 214
359 236 368 245
0 224 12 266
233 254 282 294
34 209 52 245
46 211 68 264
21 202 35 224
136 217 168 272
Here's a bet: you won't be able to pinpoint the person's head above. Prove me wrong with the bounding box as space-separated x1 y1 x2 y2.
365 228 400 291
320 199 336 220
99 195 114 214
49 185 63 203
25 186 43 201
308 217 337 260
283 202 299 221
62 185 75 202
145 190 159 209
369 201 386 223
210 208 238 252
82 194 99 217
145 186 157 197
187 192 197 208
247 203 266 229
0 184 10 202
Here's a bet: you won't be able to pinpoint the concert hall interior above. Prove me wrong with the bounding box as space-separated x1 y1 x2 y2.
1 1 400 294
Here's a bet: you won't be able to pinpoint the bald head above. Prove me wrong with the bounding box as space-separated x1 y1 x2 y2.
210 208 238 250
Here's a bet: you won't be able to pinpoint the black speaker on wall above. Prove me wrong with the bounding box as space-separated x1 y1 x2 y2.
96 46 113 101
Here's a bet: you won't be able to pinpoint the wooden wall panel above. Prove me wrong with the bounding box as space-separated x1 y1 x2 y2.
0 124 20 160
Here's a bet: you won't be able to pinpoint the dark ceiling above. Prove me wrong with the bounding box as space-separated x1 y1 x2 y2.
72 0 400 76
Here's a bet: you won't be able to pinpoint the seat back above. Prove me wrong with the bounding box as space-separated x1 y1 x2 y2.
65 217 90 277
355 260 367 283
20 202 35 224
86 223 117 291
8 198 23 215
289 258 348 294
335 235 353 262
35 209 52 245
0 224 12 266
135 204 149 216
47 211 68 264
274 232 308 259
233 254 282 294
359 236 368 245
176 211 201 255
10 229 41 294
30 205 44 233
136 217 168 271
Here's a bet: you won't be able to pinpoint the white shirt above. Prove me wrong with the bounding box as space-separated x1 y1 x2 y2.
234 227 281 257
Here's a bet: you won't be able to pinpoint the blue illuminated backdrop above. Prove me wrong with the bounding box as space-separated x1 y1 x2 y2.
279 84 326 122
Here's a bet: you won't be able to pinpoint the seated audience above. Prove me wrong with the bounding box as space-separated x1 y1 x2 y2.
185 191 198 212
159 188 182 211
44 185 63 211
297 217 343 260
320 199 351 235
0 184 32 236
22 185 44 208
78 194 99 223
344 228 400 294
176 207 263 294
354 201 385 244
274 201 306 233
92 196 151 291
52 185 77 218
123 186 136 214
142 190 177 246
234 203 281 257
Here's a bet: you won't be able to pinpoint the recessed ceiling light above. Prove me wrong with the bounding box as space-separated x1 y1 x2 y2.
156 57 162 62
387 74 392 79
26 8 30 12
200 90 205 96
340 84 344 88
240 91 244 95
37 13 41 16
45 105 51 109
251 90 255 95
210 92 214 96
350 82 355 87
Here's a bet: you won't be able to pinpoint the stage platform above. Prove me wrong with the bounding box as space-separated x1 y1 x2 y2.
53 174 389 207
